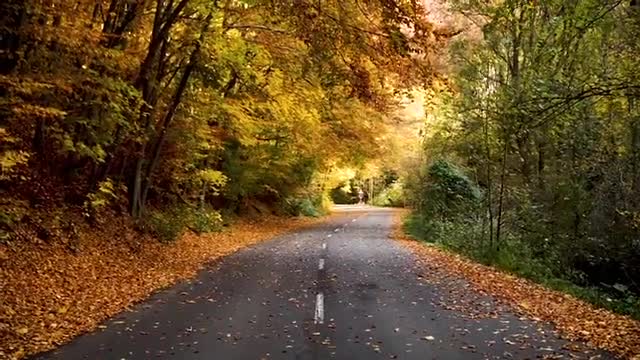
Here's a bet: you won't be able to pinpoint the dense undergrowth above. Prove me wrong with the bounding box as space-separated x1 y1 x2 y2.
404 160 640 320
400 0 640 322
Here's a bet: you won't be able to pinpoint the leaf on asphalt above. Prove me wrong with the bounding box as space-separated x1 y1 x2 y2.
1 215 324 359
392 212 640 359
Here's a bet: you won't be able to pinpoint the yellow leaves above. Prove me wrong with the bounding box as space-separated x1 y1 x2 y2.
0 75 68 97
197 170 228 195
0 128 30 179
0 151 30 174
15 328 29 336
519 301 531 310
12 104 67 120
86 179 121 213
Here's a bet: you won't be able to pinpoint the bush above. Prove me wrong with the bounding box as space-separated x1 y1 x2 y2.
330 186 355 204
421 159 482 219
404 212 640 319
372 181 405 207
282 193 330 217
144 208 188 242
188 206 223 234
143 205 223 242
0 197 29 242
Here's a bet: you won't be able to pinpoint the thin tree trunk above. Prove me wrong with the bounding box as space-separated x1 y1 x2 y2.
102 0 147 49
131 156 144 216
630 97 640 206
130 0 190 216
495 137 508 250
483 112 494 250
140 12 213 209
0 0 29 73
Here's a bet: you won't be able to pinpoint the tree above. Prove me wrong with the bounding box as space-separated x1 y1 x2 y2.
407 0 640 301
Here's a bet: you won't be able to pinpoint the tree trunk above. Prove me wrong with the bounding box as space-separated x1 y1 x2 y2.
483 113 494 250
139 12 214 212
102 0 147 49
0 0 29 73
629 96 640 208
129 0 189 216
495 137 508 250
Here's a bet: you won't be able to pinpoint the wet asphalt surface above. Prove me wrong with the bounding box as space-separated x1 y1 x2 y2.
35 206 614 360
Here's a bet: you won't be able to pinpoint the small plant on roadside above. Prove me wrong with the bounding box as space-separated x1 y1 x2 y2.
83 178 122 222
188 206 223 234
143 208 188 243
371 181 405 207
282 192 329 217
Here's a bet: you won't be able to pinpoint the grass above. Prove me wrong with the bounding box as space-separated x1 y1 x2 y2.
403 213 640 321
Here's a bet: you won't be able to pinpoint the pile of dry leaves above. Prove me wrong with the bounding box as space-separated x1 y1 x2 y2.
0 215 322 360
392 213 640 359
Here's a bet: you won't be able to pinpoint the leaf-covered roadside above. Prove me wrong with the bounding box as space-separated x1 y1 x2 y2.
392 213 640 359
0 215 324 360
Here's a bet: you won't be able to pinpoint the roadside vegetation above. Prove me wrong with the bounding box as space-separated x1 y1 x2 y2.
403 0 640 320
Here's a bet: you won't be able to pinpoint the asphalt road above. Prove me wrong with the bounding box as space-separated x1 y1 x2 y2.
35 206 613 360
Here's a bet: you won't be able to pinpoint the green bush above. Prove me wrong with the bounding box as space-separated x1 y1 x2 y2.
0 197 29 242
284 197 320 217
330 186 355 204
372 181 405 207
188 206 223 234
404 212 640 319
144 208 188 242
421 159 482 219
143 205 223 242
282 192 330 217
403 213 437 242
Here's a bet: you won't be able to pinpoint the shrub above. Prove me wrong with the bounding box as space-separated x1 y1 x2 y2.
188 206 223 234
282 192 330 217
143 208 188 242
330 185 355 204
0 197 29 242
372 181 405 207
421 159 482 220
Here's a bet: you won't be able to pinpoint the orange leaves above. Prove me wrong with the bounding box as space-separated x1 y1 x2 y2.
0 215 323 360
392 213 640 359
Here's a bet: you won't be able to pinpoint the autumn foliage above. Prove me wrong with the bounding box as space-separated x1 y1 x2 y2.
0 0 442 231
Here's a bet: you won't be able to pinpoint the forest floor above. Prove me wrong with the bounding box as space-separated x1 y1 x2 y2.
393 212 640 359
0 213 325 359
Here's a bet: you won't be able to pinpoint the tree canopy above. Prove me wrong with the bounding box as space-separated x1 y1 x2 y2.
0 0 446 228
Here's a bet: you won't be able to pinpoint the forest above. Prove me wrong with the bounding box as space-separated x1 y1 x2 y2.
403 0 640 319
0 0 441 238
2 0 640 358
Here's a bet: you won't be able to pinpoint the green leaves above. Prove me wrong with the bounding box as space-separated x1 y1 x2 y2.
411 0 640 321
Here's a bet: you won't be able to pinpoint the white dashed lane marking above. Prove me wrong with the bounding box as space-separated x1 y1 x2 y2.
314 293 324 324
318 258 325 270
